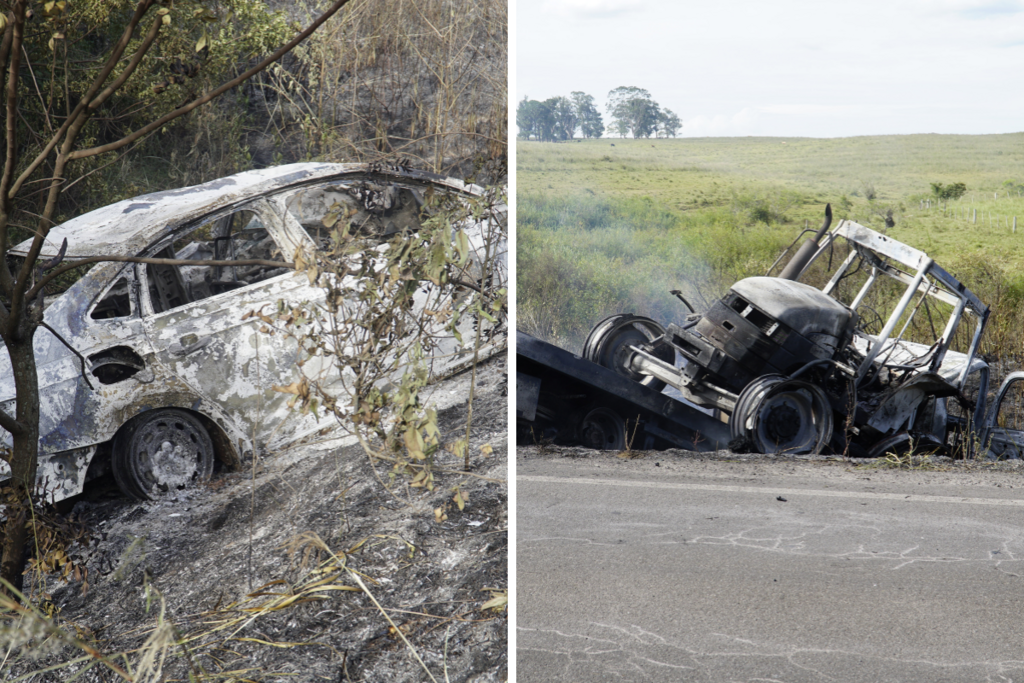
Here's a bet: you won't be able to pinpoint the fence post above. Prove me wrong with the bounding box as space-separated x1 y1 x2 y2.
973 208 977 224
1014 216 1017 234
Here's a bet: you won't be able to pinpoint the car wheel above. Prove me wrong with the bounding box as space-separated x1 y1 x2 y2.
112 409 215 500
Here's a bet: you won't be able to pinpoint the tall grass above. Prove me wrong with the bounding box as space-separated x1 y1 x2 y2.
518 135 1024 360
518 192 795 350
249 0 507 182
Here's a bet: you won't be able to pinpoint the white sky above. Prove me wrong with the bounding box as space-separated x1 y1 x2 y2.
516 0 1024 137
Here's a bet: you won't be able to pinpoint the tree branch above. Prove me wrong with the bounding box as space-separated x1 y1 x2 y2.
0 10 13 98
7 0 156 200
0 2 27 299
0 2 25 210
85 10 163 114
39 321 93 391
21 44 53 134
27 255 296 302
0 401 22 436
10 10 165 309
69 0 353 161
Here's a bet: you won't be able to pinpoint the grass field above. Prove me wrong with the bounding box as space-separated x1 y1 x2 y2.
518 134 1024 354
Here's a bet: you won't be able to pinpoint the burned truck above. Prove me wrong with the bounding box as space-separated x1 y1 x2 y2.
519 206 1024 459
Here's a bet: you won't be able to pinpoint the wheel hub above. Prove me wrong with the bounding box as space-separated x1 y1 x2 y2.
583 315 672 391
579 407 627 451
764 402 800 441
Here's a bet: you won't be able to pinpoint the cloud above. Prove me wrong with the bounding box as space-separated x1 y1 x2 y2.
544 0 646 18
916 0 1024 18
682 108 763 137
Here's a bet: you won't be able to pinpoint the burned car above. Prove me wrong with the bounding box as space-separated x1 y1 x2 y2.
0 163 506 502
521 206 1022 459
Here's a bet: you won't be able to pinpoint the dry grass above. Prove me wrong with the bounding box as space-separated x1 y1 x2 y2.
247 0 507 182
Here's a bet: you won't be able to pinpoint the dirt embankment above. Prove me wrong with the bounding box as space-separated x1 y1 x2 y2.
518 442 1024 486
7 358 508 682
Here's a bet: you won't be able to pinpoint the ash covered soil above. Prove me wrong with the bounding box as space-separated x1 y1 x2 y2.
12 357 508 682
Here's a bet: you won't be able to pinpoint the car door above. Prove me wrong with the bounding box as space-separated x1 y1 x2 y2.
138 199 326 454
34 264 161 452
982 371 1024 459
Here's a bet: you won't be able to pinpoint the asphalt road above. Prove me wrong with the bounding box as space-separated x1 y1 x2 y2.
517 447 1024 682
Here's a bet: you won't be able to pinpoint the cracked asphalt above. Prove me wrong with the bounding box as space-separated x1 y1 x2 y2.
517 446 1024 682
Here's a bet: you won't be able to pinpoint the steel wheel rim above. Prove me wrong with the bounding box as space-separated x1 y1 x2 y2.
583 315 671 391
115 409 214 500
754 387 825 454
732 376 832 455
867 432 948 460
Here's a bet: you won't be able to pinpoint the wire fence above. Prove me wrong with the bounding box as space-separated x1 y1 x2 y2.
919 192 1023 233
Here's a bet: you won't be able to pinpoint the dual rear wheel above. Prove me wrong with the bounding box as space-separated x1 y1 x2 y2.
730 375 833 455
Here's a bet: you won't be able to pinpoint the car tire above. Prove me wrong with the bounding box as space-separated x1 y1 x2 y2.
112 409 215 500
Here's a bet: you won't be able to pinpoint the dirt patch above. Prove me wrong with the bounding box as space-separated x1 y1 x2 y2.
7 358 508 682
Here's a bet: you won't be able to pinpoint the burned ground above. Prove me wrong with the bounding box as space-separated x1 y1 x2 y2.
5 357 507 682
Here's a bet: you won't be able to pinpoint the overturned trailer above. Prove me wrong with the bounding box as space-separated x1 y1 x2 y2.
519 207 1024 459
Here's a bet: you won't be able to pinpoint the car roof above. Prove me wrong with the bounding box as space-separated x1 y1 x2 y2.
14 162 481 259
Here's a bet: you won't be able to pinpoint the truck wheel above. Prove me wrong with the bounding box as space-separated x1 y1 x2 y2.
866 432 948 460
583 314 672 392
579 407 627 450
730 375 832 455
112 409 215 500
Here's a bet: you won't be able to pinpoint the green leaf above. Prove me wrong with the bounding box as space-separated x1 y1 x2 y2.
454 229 470 265
426 238 448 285
403 427 424 459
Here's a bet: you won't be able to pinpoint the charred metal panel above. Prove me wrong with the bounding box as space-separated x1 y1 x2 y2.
732 277 853 341
864 373 958 435
517 331 728 451
682 282 850 395
517 373 541 421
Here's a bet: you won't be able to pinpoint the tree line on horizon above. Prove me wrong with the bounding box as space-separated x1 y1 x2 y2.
517 86 681 141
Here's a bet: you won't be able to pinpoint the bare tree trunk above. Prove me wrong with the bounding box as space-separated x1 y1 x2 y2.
0 320 39 592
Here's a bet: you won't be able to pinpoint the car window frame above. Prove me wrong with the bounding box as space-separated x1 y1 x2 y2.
135 199 294 317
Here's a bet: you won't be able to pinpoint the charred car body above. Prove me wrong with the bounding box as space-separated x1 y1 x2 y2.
519 206 1024 459
0 163 506 502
